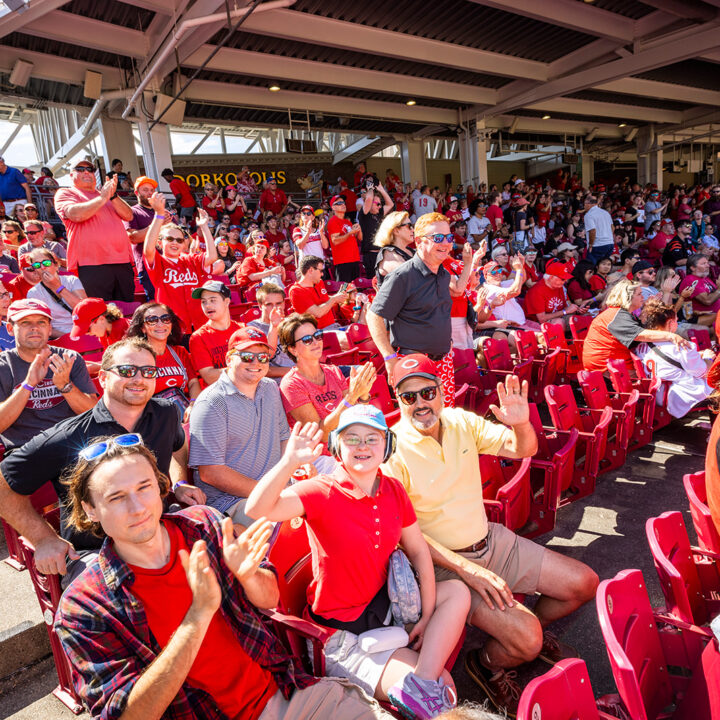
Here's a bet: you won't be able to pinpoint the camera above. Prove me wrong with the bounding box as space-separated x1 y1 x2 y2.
362 172 380 190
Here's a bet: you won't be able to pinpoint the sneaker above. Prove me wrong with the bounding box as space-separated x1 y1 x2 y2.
464 648 520 718
538 630 580 665
387 672 456 719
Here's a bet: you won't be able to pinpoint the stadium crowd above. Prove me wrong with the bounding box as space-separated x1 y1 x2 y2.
1 153 720 719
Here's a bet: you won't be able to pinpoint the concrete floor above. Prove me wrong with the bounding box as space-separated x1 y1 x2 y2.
0 418 709 719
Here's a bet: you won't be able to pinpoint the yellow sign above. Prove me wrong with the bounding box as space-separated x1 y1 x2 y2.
173 170 288 188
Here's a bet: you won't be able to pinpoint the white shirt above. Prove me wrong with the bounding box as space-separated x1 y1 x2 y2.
467 215 491 239
28 274 84 335
482 280 526 325
635 341 711 417
584 205 614 247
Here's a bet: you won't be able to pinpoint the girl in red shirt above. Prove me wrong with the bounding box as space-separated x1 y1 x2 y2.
126 302 200 419
238 231 285 289
245 411 469 714
222 185 246 226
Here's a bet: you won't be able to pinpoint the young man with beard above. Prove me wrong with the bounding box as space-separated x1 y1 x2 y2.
125 175 162 300
382 357 598 716
143 194 224 334
0 298 96 451
0 337 202 582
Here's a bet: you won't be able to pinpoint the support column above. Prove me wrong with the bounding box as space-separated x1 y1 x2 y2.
458 121 488 190
475 126 488 190
581 154 594 186
99 115 141 181
137 117 173 191
636 126 663 188
400 139 426 185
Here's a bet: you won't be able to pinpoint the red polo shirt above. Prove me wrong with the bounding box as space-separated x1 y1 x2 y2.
288 281 335 328
326 215 360 265
293 468 416 622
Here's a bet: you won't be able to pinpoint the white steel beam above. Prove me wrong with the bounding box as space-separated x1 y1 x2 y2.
0 116 27 156
241 9 547 81
333 136 380 165
531 98 683 124
597 77 720 107
0 0 68 38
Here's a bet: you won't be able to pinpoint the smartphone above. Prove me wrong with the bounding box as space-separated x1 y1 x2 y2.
340 282 349 293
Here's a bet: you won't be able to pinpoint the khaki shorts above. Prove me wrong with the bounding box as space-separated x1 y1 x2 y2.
259 676 392 719
434 522 546 618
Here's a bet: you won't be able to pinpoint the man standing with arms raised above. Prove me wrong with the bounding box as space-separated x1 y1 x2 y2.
54 161 134 301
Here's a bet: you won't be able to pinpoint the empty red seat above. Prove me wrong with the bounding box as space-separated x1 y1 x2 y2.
683 471 720 555
514 329 562 404
483 337 533 387
607 358 662 436
480 455 533 534
687 327 712 352
541 321 583 378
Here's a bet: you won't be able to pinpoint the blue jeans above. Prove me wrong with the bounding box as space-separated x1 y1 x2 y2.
588 244 613 264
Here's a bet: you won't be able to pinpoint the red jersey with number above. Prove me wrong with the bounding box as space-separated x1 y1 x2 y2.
326 215 360 265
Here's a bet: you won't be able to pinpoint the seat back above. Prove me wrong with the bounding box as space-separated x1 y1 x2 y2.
492 457 532 532
51 333 103 355
113 300 141 317
268 518 313 618
514 329 539 362
683 471 720 554
544 384 582 431
517 658 601 720
596 569 673 720
346 323 383 369
607 358 633 394
321 330 344 357
646 511 707 626
687 327 712 352
368 374 396 414
541 322 569 351
237 307 262 323
569 314 593 342
325 348 360 366
483 337 514 372
577 370 610 410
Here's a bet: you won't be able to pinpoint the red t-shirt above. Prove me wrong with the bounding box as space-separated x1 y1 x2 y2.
679 274 720 313
442 258 471 318
326 215 360 265
705 408 720 536
7 274 34 300
280 365 347 419
445 209 462 225
258 189 287 216
288 281 335 328
128 521 276 719
169 178 196 208
647 231 670 261
228 242 246 261
523 279 567 319
154 344 197 394
144 252 212 332
567 279 593 303
266 231 285 247
582 306 642 372
524 262 539 283
292 468 416 622
189 320 244 371
486 205 504 231
99 317 130 349
589 275 607 293
394 193 410 212
223 199 244 225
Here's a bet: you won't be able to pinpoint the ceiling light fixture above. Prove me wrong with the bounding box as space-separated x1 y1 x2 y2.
406 100 416 106
542 114 551 120
618 123 627 128
268 84 280 92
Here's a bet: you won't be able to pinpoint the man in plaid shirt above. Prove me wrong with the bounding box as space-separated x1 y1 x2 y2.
55 436 390 720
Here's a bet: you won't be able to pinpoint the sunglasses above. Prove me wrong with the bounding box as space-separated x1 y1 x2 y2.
233 350 270 364
489 267 506 276
301 211 314 216
163 235 184 243
30 259 53 269
421 232 454 244
26 229 44 236
144 313 172 325
107 364 159 379
2 228 17 233
293 329 323 346
398 385 439 406
399 222 413 228
74 166 95 173
79 433 144 462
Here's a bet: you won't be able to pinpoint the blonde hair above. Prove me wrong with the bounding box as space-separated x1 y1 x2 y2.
374 211 410 247
606 279 639 310
414 212 450 239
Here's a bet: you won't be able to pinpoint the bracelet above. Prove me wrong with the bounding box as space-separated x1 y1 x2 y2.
353 305 362 311
154 213 165 219
21 382 34 392
57 284 66 293
110 192 118 200
342 399 354 409
58 382 73 394
562 310 567 316
384 352 398 361
174 480 188 488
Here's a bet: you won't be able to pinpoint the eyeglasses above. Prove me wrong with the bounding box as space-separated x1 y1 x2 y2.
399 222 413 228
163 235 184 243
26 229 44 236
79 433 144 462
421 232 454 244
143 313 172 325
107 364 159 379
292 329 323 346
301 211 314 216
74 166 95 173
30 259 53 269
233 350 270 364
1 228 17 234
341 434 383 447
398 385 439 406
0 291 10 300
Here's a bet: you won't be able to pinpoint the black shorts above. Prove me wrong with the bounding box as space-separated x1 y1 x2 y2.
77 262 134 302
334 262 361 283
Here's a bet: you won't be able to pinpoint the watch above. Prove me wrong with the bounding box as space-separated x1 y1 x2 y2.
58 382 73 394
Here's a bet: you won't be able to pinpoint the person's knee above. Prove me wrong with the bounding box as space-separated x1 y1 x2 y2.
439 578 472 615
504 612 543 662
573 563 599 603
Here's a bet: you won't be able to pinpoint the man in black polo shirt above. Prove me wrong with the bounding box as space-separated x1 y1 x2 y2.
0 337 204 581
367 211 467 406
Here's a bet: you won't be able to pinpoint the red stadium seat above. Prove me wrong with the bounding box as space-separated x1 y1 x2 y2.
517 658 617 720
541 321 583 379
577 370 638 466
51 333 103 356
683 471 720 555
513 329 562 404
112 300 141 317
607 358 662 436
346 323 384 370
596 569 705 720
646 511 720 629
687 327 713 352
236 307 262 323
368 374 396 415
480 455 533 534
325 348 360 366
452 347 484 386
483 337 533 386
544 384 612 498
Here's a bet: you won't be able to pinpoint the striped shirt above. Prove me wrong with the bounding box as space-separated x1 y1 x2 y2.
188 372 290 512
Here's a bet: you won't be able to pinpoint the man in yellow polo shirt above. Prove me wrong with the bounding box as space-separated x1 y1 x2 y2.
382 355 599 717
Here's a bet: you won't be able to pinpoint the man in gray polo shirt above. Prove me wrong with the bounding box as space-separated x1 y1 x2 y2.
189 326 290 527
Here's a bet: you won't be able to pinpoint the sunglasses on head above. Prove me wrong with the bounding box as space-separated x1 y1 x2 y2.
30 259 53 269
144 313 172 325
79 433 144 462
422 232 454 244
107 364 159 379
398 385 439 406
293 329 323 346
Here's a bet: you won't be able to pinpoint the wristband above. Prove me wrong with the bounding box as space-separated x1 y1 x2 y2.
21 382 34 392
342 399 354 409
174 480 188 487
562 310 567 316
154 213 165 219
110 192 118 200
57 284 66 293
353 305 362 311
384 353 398 361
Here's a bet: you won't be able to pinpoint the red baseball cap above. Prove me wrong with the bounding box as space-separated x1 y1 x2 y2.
18 253 33 269
544 260 573 280
391 354 439 388
330 195 346 206
7 298 52 323
228 326 270 351
70 297 107 339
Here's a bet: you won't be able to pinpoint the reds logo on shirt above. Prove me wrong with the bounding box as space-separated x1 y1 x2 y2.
21 378 65 410
164 267 199 289
547 297 565 311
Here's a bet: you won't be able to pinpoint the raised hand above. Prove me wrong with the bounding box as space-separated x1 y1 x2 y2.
222 516 274 583
488 374 530 427
349 361 376 402
26 347 52 387
179 540 222 619
512 252 525 271
149 191 166 214
269 304 284 328
196 208 210 227
285 421 324 466
462 242 473 263
49 352 73 390
100 174 117 201
661 274 681 293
